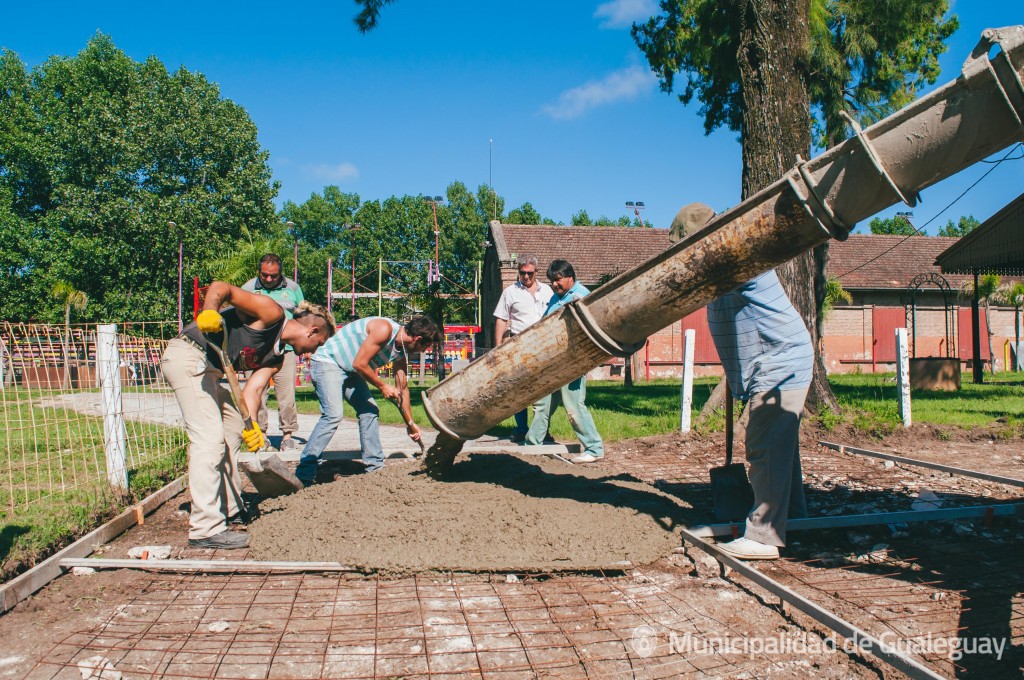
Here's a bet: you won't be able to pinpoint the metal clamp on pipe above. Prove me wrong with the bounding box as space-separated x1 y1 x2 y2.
564 301 647 358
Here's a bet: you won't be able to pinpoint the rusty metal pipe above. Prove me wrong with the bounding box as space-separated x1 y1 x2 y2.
423 26 1024 441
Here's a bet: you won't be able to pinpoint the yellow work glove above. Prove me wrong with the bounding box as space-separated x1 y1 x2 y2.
242 422 265 452
196 309 224 333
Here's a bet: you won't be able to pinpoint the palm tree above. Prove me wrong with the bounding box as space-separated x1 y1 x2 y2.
51 282 88 389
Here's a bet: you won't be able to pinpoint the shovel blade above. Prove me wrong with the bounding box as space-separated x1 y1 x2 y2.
710 463 754 522
239 453 303 497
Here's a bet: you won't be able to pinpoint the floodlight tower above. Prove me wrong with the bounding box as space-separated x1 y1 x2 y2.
625 201 646 227
424 195 444 283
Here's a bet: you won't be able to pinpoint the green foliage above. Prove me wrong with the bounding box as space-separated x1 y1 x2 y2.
868 215 920 235
570 210 644 227
821 276 852 318
506 202 543 225
0 34 278 323
632 0 956 145
937 215 980 237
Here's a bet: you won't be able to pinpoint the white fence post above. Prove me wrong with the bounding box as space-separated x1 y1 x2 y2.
97 324 128 490
680 329 696 433
895 327 911 427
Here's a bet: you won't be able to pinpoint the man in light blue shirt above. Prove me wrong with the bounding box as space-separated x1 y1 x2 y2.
675 203 813 561
525 259 604 463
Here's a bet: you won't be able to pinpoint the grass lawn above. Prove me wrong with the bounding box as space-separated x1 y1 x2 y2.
1 393 187 580
275 370 1024 441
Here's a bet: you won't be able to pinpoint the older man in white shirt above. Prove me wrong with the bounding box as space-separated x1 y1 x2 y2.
493 253 554 442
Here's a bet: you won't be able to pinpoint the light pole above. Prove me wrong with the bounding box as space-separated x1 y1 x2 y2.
346 223 362 320
424 195 444 283
170 221 182 331
625 201 646 227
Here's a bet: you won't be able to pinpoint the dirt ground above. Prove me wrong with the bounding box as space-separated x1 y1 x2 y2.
0 422 1021 678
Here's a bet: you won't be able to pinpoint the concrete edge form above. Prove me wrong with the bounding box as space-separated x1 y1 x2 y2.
245 443 577 463
60 558 357 573
820 440 1024 488
0 476 186 615
58 557 634 575
681 530 946 680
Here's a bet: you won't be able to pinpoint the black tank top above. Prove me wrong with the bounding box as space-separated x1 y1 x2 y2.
180 307 285 372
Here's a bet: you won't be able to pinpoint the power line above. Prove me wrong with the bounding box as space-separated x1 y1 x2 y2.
833 143 1023 280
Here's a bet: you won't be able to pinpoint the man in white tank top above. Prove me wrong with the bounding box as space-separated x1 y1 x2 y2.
296 315 442 485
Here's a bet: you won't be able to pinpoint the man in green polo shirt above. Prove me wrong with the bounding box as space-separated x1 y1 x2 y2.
242 253 305 451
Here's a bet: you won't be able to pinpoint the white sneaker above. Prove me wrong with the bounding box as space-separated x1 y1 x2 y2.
571 453 603 464
717 537 779 560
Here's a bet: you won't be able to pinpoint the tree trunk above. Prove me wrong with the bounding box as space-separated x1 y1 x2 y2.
738 0 836 413
700 0 833 421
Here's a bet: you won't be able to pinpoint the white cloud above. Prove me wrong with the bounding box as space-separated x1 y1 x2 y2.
303 162 360 182
541 65 656 120
594 0 658 29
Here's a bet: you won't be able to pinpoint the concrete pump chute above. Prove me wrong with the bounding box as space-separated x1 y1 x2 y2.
422 26 1024 444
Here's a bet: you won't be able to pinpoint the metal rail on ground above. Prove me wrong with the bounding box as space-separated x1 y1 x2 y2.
687 503 1024 538
681 529 946 680
820 440 1024 488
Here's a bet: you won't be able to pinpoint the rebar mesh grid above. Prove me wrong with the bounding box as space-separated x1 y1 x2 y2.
24 569 873 680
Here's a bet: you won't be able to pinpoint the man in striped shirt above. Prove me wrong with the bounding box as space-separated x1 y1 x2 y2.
673 203 813 561
296 315 442 485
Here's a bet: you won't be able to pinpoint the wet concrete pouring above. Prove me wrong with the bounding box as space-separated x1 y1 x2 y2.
2 420 1022 679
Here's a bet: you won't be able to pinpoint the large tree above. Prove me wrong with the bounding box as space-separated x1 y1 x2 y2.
633 0 956 411
868 215 921 235
0 34 278 322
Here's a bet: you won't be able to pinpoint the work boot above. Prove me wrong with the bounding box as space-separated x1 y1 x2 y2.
280 437 297 452
188 530 250 550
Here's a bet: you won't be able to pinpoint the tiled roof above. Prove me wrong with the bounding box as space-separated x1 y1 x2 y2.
493 223 673 284
491 224 975 291
827 234 972 289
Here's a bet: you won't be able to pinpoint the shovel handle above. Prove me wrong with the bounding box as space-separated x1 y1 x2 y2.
204 336 254 430
725 386 734 466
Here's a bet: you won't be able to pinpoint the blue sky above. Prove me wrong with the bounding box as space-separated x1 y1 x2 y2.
4 1 1022 233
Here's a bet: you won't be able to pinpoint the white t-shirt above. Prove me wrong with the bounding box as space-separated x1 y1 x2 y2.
493 280 555 335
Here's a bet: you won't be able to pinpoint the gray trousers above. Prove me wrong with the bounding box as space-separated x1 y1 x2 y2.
256 350 298 436
743 386 809 547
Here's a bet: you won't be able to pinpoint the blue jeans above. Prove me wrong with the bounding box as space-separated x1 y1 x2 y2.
513 408 528 434
525 376 603 457
296 360 385 483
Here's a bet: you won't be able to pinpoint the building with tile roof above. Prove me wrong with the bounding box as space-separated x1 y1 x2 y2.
482 223 1018 376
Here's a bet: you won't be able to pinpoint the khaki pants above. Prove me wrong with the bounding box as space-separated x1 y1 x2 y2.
161 339 245 540
743 386 809 548
256 350 298 436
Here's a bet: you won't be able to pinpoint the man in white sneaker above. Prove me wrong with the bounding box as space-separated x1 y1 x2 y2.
672 203 813 560
493 254 553 443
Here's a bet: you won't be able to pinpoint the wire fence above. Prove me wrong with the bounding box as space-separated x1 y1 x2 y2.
1 321 187 576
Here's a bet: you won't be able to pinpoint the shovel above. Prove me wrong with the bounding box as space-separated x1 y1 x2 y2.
206 337 303 497
709 386 754 522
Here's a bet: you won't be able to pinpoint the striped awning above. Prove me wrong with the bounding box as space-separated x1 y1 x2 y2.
935 191 1024 275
